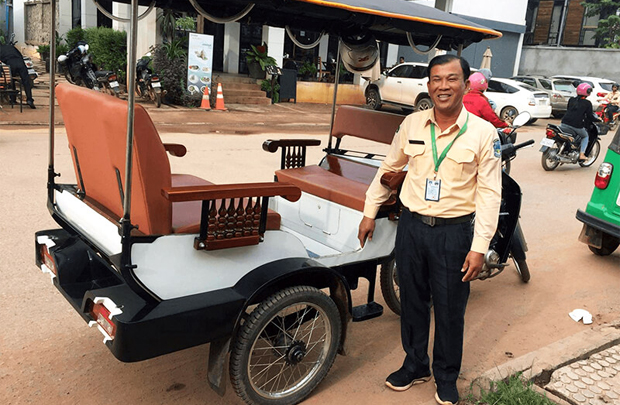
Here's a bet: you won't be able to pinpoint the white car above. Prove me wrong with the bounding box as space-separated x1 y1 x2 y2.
362 62 433 112
486 78 552 124
551 75 616 110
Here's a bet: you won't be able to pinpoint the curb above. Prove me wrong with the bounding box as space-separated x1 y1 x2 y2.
470 320 620 402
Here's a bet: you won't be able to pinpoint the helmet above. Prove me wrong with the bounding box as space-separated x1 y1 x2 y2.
340 32 379 73
479 68 492 82
468 72 488 92
576 82 592 97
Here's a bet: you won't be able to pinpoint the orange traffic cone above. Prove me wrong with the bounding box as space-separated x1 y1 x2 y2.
200 85 211 110
214 82 227 111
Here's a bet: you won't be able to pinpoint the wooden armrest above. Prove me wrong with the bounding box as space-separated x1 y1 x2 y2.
162 182 301 203
381 171 407 190
262 139 321 153
163 143 187 157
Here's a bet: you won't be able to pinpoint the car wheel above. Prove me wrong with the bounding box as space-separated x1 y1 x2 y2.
588 234 620 256
415 97 433 111
527 118 538 125
500 107 518 125
365 88 382 110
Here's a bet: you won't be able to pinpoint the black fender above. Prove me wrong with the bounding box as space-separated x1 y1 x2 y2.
207 257 353 396
509 221 528 260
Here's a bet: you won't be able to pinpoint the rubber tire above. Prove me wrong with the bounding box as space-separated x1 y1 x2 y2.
64 72 76 85
366 87 382 110
415 97 433 112
528 118 538 125
512 257 531 283
380 259 401 316
579 140 600 167
230 286 341 405
541 147 560 171
500 107 518 125
154 91 162 108
588 234 620 256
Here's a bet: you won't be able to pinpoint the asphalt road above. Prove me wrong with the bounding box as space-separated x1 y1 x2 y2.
1 115 619 405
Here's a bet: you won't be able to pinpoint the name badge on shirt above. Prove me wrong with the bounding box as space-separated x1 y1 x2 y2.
425 179 441 201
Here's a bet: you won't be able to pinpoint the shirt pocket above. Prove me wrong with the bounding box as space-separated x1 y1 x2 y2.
403 143 426 175
444 147 476 180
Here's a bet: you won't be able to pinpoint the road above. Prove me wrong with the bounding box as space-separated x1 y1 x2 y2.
1 114 619 405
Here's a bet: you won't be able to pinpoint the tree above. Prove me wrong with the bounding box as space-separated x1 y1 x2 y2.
582 0 620 47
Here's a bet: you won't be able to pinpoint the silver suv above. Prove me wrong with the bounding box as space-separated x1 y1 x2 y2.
363 62 433 112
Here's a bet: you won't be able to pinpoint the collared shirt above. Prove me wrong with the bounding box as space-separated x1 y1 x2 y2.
363 106 502 254
606 90 620 106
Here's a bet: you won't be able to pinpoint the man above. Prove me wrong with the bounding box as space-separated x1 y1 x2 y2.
358 55 501 405
604 83 620 123
0 43 36 109
399 56 405 65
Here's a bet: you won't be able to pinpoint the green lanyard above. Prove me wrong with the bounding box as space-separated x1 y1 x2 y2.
430 114 469 179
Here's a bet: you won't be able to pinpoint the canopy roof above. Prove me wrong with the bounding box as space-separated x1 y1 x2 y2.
126 0 501 50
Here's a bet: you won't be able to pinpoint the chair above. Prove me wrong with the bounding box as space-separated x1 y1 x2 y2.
0 63 22 112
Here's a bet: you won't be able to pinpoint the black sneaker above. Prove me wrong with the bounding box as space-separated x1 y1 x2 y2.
385 367 431 392
435 382 459 404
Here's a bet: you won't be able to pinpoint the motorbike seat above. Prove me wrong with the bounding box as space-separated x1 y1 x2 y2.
547 123 575 143
94 70 114 78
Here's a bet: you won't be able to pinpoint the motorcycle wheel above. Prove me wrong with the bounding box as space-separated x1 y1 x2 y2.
64 72 76 85
511 257 531 283
229 286 341 405
154 92 162 108
579 140 600 167
588 234 620 256
379 259 401 316
541 146 560 171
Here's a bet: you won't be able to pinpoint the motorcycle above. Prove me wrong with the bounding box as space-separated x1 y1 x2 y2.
57 42 120 97
136 53 163 107
496 112 529 175
380 112 534 316
540 118 605 171
595 98 620 131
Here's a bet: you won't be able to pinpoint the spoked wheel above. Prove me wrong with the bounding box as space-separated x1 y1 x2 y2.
380 259 401 316
415 97 433 112
230 286 341 405
366 88 382 110
541 145 560 171
579 141 600 167
511 256 531 283
500 107 518 125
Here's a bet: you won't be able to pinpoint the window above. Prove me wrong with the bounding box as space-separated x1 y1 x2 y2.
553 81 575 92
390 65 412 78
409 65 428 79
539 79 552 90
488 80 518 94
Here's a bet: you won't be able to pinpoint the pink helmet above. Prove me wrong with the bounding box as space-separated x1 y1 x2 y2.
576 82 592 97
468 72 488 92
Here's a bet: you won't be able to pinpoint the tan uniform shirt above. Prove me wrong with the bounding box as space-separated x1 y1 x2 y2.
363 106 502 254
606 90 620 106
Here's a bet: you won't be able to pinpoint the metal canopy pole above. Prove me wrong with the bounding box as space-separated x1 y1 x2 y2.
327 39 342 150
47 0 57 200
121 0 139 234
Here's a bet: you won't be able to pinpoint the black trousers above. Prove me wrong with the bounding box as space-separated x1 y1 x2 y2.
7 61 33 102
606 105 619 121
395 209 472 385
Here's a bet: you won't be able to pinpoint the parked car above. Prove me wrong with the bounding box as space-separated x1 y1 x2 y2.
363 62 432 112
511 75 575 117
576 125 620 256
486 78 552 124
551 75 616 110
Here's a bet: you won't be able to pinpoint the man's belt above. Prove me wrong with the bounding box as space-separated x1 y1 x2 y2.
410 211 474 227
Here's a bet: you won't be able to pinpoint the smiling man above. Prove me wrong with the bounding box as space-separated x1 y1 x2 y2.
358 54 502 405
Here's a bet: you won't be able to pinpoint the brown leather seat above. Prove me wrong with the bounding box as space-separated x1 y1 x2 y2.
56 83 279 235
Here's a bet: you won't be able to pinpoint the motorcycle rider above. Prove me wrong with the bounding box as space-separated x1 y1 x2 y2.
603 83 620 123
463 72 508 128
560 82 595 162
0 43 36 109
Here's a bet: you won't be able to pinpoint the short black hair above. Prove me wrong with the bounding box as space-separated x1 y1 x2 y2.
427 54 470 81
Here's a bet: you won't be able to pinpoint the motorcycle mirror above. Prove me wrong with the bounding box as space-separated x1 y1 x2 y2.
512 111 531 127
145 52 152 58
57 54 67 63
85 44 89 52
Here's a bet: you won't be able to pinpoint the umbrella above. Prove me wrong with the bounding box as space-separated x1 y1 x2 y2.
480 46 493 70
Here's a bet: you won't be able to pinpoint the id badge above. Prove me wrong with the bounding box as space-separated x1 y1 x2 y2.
425 179 441 201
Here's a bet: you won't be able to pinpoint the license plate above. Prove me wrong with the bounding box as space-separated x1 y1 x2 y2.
28 69 36 75
110 81 119 88
540 138 555 147
151 82 161 88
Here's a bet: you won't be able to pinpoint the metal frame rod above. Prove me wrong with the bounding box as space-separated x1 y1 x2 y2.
122 0 140 225
327 39 342 150
48 0 57 174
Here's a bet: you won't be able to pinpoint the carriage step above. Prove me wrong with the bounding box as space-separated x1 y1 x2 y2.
352 301 383 322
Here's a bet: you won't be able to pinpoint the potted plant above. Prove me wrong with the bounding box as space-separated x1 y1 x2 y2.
298 60 317 81
245 42 276 79
37 44 51 72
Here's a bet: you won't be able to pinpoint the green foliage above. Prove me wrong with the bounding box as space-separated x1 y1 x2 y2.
175 16 196 32
260 79 280 103
36 44 50 59
245 43 277 71
83 27 127 81
582 0 620 47
152 42 189 106
470 373 555 405
65 26 86 50
158 9 180 42
298 60 317 79
162 37 187 60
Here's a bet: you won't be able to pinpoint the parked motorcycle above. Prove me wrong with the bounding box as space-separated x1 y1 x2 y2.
58 42 120 97
496 112 530 175
596 98 620 131
380 112 534 316
540 119 605 171
136 53 163 107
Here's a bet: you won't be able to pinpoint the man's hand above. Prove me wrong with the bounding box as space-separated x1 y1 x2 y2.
358 216 376 248
461 251 485 282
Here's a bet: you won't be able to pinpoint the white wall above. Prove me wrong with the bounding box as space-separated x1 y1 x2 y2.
411 0 527 28
262 26 285 69
112 3 157 59
13 0 25 44
223 22 240 74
